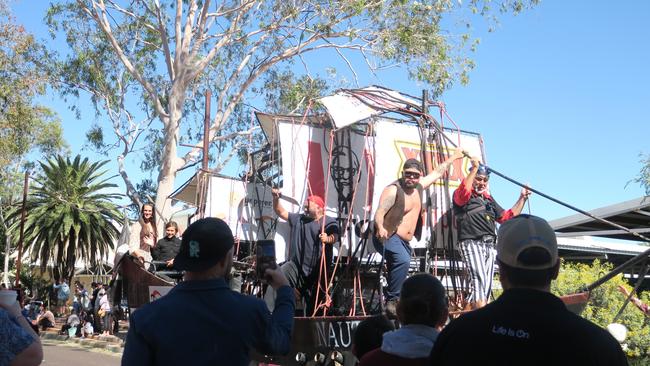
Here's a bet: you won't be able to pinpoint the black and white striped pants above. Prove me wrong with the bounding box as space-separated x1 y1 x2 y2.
460 236 496 303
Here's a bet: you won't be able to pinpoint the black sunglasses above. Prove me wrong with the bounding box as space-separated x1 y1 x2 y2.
403 172 421 179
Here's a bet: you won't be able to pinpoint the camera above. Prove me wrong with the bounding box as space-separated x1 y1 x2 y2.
255 240 277 279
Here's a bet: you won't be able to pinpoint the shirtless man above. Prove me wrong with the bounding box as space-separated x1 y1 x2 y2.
374 150 465 311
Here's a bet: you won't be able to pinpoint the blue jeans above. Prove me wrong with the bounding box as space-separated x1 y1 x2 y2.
374 234 412 301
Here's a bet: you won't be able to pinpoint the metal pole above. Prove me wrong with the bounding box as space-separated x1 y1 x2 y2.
583 248 650 292
486 166 650 244
485 165 650 292
198 90 211 218
420 90 433 174
202 90 211 171
14 170 29 287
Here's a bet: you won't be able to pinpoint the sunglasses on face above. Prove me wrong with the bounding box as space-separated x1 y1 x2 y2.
475 176 489 183
403 171 421 179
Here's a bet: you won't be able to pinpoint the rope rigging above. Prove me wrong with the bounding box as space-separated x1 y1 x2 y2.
245 86 649 319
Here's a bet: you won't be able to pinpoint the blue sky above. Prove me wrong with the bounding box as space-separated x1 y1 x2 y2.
12 0 650 221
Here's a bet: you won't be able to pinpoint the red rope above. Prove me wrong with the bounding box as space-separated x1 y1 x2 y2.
433 102 461 148
323 126 371 315
312 130 336 316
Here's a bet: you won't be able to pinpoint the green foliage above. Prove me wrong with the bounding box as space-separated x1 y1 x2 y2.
552 260 650 358
128 178 157 219
632 153 650 196
234 71 330 169
139 129 164 173
17 265 50 302
0 5 67 276
262 71 329 115
0 222 6 273
8 155 123 282
0 8 66 202
44 0 538 216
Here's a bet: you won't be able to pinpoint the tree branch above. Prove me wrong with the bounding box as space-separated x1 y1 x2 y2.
173 0 183 72
190 0 212 57
334 47 359 87
180 0 199 69
213 139 245 173
179 126 259 169
104 0 157 31
80 0 169 120
153 0 175 81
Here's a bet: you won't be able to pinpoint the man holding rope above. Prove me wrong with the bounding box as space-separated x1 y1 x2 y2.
374 149 465 316
453 157 531 309
270 189 340 313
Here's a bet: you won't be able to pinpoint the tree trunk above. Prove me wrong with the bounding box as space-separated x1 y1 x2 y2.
154 101 185 234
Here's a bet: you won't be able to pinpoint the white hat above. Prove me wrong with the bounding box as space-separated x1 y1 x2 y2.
497 214 558 270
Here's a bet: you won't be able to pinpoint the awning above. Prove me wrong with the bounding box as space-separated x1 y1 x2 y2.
549 196 650 242
169 173 200 206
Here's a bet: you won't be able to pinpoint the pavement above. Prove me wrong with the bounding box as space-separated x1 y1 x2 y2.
39 315 126 355
42 342 121 366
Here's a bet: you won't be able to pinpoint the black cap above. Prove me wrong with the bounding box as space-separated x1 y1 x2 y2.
173 218 234 272
476 164 490 177
402 158 423 172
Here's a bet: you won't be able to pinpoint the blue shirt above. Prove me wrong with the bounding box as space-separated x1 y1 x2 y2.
287 213 339 277
54 282 70 301
0 309 35 366
121 278 295 366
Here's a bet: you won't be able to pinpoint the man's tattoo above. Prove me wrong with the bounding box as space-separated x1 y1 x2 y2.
378 192 396 211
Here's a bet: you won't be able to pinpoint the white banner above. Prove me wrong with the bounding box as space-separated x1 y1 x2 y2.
276 121 374 260
319 86 419 129
148 286 172 302
204 176 284 258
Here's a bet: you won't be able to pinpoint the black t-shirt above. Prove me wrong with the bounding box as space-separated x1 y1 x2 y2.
429 288 628 366
454 192 505 241
91 287 101 309
287 213 339 278
152 236 182 262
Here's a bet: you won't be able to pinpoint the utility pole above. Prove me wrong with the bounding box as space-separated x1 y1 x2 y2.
198 90 211 218
420 89 434 173
14 170 29 287
202 90 211 172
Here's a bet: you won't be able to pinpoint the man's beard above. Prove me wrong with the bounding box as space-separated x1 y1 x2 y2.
401 179 417 189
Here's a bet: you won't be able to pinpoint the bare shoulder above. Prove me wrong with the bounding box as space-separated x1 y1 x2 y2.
381 183 398 195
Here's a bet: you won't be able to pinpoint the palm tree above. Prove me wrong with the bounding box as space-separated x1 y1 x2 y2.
15 155 122 281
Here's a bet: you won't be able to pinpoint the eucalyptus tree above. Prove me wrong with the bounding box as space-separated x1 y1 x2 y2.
634 154 650 195
46 0 538 224
14 155 122 282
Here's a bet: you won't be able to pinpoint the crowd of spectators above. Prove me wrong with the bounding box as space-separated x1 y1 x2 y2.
1 213 632 366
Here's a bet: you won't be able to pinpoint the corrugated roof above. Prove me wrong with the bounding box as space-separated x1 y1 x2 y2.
549 196 650 242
